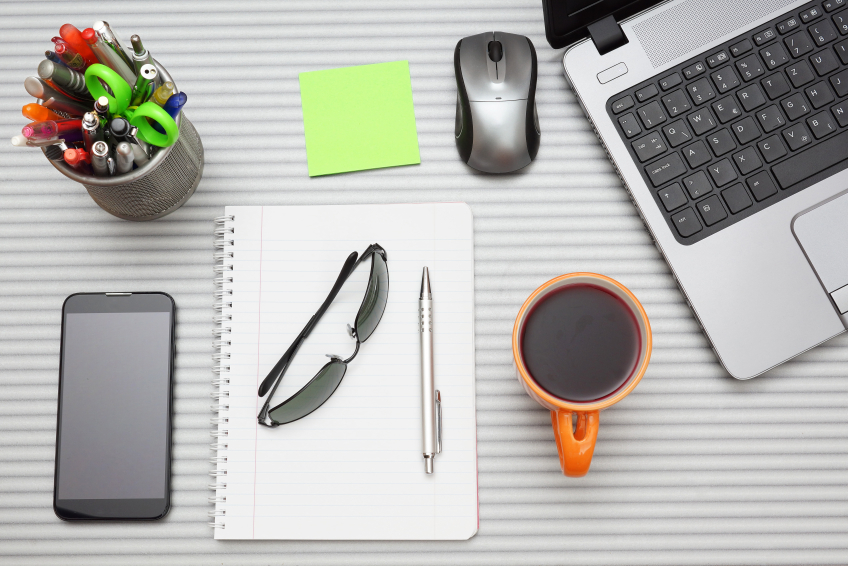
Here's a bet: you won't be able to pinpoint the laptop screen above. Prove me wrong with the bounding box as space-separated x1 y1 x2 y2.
543 0 663 48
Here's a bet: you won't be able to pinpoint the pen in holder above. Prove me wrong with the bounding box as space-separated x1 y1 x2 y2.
42 60 204 221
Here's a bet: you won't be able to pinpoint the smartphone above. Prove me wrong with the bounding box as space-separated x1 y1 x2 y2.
54 292 175 521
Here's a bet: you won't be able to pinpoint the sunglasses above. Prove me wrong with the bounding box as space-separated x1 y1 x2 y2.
257 244 389 427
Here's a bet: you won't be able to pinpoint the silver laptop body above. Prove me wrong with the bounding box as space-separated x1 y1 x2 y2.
563 0 848 378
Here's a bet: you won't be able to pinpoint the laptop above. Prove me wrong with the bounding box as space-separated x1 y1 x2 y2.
545 0 848 378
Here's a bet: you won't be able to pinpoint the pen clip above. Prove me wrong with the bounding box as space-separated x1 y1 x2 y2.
435 390 442 454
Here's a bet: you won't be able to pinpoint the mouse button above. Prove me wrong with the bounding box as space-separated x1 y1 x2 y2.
459 32 497 100
496 32 532 98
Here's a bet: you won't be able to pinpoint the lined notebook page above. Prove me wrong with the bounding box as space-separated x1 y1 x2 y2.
214 203 478 540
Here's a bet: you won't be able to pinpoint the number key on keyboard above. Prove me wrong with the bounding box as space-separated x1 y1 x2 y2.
687 78 716 104
736 54 765 80
711 66 740 92
662 89 691 116
760 44 789 69
785 31 814 56
638 101 667 128
809 20 838 45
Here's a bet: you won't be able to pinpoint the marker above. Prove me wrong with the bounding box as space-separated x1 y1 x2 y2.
129 35 154 76
51 38 87 71
81 28 136 85
130 64 158 107
109 117 132 141
23 76 90 116
91 141 110 176
115 142 134 174
132 141 151 167
64 148 93 175
45 50 70 69
22 103 64 122
93 21 135 71
38 60 90 98
82 112 105 150
163 92 187 120
94 96 109 120
151 81 177 107
59 24 98 68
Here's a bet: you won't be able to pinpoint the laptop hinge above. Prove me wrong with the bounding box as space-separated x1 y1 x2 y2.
587 15 629 55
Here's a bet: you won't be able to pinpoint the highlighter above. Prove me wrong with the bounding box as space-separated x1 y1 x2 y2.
22 119 83 143
163 92 187 120
151 82 177 106
59 24 98 68
22 103 64 122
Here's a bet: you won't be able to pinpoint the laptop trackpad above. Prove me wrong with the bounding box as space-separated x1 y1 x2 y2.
793 191 848 314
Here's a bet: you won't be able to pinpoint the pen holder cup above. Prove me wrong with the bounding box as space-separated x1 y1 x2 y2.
42 62 204 221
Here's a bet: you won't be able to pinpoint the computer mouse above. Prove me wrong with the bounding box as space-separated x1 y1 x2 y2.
454 31 540 173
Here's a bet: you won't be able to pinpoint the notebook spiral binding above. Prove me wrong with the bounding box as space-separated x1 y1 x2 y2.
210 214 235 530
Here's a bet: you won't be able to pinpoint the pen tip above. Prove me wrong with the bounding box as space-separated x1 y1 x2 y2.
420 267 432 299
425 458 434 474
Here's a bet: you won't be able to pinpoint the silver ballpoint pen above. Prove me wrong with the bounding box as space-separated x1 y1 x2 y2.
419 267 442 474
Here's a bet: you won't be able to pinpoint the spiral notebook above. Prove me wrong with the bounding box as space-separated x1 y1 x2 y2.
210 203 478 540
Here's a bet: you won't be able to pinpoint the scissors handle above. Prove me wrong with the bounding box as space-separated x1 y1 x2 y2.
85 64 131 116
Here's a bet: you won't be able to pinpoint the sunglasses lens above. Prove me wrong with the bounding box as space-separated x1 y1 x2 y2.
268 361 347 425
355 252 389 342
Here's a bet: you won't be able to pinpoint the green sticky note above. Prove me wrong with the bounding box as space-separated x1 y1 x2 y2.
299 61 421 176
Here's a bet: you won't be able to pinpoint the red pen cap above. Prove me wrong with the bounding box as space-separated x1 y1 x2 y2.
81 28 97 45
59 24 98 67
64 148 91 166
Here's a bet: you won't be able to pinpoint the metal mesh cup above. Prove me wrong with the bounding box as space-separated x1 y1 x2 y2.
42 62 204 221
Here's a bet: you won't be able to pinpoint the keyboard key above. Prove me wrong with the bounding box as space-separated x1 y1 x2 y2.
731 116 761 144
645 153 686 187
777 16 800 34
632 132 668 162
683 61 706 79
696 195 728 226
637 101 667 128
619 113 642 138
683 170 713 198
730 39 753 57
612 95 634 114
801 7 823 23
807 111 837 137
657 183 687 211
772 130 848 187
672 207 703 237
809 20 838 46
707 158 738 186
810 49 839 75
756 105 786 132
687 78 716 104
706 128 737 156
747 171 779 200
785 31 814 57
786 60 815 86
825 0 846 12
761 73 791 99
737 84 767 111
754 28 777 45
781 93 811 120
722 183 753 213
782 123 813 150
736 54 765 81
712 96 742 123
682 140 712 167
710 66 740 93
760 44 789 69
831 68 848 95
806 81 834 108
662 120 694 147
688 108 717 135
662 89 691 117
635 84 659 102
757 135 788 162
707 51 730 68
832 100 848 126
833 11 848 34
835 38 848 63
732 146 762 174
660 73 682 90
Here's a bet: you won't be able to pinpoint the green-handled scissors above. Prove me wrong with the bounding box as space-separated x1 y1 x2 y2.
84 64 179 147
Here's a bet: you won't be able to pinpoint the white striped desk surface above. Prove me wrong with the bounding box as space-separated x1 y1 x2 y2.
1 1 847 564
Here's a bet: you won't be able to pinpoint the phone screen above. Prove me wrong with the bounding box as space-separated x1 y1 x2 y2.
55 293 174 520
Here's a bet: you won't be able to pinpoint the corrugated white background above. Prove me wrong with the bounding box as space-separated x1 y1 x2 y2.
1 0 847 564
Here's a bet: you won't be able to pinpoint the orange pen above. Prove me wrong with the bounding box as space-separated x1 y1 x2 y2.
59 23 98 68
22 103 64 122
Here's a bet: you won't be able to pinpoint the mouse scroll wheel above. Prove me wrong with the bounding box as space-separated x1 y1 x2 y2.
487 40 503 62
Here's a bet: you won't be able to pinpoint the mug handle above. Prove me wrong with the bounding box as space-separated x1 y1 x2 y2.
551 409 599 477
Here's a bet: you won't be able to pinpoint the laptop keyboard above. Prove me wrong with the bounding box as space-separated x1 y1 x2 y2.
608 0 848 244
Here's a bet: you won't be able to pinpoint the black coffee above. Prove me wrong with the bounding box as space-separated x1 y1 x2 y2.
521 284 640 402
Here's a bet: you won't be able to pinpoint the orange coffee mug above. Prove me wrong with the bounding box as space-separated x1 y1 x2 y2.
512 273 651 477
